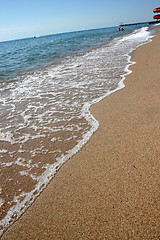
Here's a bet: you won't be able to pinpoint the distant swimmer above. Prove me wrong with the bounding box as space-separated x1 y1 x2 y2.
119 27 124 31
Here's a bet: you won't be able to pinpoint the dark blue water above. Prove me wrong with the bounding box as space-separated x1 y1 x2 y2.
0 24 149 84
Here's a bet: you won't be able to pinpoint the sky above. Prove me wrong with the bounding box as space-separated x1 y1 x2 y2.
0 0 159 42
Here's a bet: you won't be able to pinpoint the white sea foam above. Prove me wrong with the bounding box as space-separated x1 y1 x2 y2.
0 198 4 208
120 27 149 42
0 131 14 144
0 149 7 153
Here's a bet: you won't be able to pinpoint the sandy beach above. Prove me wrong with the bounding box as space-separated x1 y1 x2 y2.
2 28 160 239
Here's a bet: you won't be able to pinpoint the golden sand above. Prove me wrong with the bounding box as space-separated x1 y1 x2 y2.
2 29 160 239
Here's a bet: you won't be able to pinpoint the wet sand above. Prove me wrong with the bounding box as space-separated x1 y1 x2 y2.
2 29 160 239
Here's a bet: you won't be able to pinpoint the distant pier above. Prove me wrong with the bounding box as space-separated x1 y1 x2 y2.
120 20 160 27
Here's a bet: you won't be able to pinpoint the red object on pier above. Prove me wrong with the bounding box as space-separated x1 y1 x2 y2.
153 7 160 13
153 14 160 19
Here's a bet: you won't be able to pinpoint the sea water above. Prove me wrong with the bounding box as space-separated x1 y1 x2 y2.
0 24 154 235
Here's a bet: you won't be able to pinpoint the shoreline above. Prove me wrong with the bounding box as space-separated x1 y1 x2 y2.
2 28 160 239
0 26 151 235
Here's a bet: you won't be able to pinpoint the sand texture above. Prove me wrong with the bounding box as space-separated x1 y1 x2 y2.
2 30 160 239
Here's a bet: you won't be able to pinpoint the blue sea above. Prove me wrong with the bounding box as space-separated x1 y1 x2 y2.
0 24 154 235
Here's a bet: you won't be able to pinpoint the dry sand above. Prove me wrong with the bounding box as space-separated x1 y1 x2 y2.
2 28 160 239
